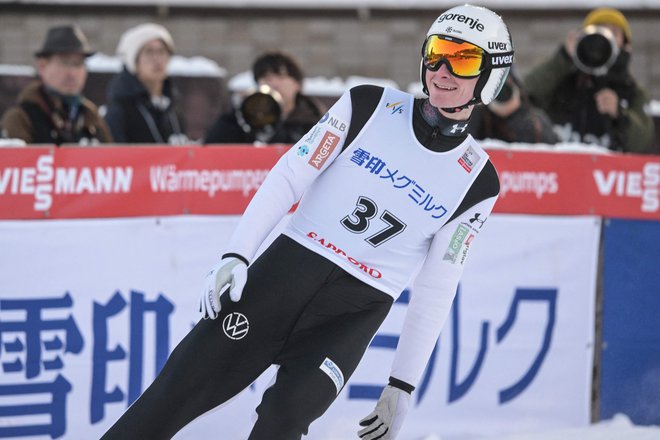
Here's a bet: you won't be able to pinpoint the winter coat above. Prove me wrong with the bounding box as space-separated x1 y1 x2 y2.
523 46 654 153
0 81 112 145
104 68 187 144
204 93 324 144
469 87 559 144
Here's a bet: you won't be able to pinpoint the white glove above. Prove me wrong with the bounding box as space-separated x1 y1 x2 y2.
199 257 248 320
358 385 410 440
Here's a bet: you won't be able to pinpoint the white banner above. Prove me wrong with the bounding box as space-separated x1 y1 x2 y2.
0 214 600 439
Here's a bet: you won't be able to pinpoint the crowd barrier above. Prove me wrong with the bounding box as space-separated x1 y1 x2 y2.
0 145 658 439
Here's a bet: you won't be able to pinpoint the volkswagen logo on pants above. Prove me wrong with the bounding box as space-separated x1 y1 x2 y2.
222 312 249 340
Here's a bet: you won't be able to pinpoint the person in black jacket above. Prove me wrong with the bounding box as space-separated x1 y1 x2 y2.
204 51 324 145
104 23 188 145
524 8 654 153
469 69 559 144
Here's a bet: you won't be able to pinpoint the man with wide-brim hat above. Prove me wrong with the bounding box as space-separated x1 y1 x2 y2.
0 24 112 145
34 25 96 58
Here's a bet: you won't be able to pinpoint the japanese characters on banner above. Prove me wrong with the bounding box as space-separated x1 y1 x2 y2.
0 215 600 439
306 215 600 440
0 146 659 220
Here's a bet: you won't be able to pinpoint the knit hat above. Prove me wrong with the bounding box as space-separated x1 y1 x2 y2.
583 8 632 43
116 23 175 73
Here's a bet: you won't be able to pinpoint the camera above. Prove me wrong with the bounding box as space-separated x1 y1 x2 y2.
572 25 620 76
235 84 283 141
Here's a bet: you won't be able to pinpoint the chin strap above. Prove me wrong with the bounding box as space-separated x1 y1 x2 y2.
441 97 480 113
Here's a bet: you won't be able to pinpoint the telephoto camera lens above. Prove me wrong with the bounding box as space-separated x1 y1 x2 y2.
241 92 281 130
237 84 283 133
572 25 619 76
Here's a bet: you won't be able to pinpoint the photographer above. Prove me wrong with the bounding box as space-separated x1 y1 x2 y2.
469 69 558 144
204 51 324 145
524 8 654 153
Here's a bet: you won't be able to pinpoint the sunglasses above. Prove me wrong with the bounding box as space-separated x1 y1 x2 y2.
422 35 513 78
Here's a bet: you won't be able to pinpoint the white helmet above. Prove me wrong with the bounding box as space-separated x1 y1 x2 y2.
421 4 514 107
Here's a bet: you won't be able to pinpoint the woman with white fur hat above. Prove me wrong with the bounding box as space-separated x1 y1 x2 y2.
104 23 188 144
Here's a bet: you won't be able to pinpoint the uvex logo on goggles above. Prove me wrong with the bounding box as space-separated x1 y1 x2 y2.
423 35 514 78
491 53 514 66
436 13 485 32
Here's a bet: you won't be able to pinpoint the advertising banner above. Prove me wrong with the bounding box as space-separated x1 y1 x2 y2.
0 146 286 220
493 150 660 220
600 219 660 426
0 147 658 221
0 214 600 439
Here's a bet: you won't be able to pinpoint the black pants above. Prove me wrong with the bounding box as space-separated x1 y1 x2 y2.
101 235 393 439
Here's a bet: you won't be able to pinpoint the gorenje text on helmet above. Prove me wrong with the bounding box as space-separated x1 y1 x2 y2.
436 13 485 32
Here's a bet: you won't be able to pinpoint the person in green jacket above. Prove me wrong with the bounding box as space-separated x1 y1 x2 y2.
524 7 654 154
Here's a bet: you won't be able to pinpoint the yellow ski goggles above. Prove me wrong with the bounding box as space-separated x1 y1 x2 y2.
422 35 513 78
